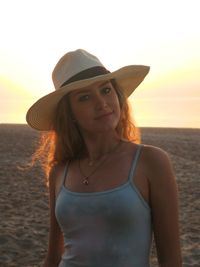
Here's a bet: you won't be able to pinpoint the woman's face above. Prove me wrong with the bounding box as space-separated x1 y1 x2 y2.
68 80 121 135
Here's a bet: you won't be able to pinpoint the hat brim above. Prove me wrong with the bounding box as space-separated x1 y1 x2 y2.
26 65 150 131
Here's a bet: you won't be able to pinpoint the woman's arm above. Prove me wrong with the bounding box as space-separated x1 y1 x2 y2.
43 165 64 267
146 146 182 267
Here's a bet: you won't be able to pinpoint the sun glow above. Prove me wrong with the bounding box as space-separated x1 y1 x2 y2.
0 0 200 127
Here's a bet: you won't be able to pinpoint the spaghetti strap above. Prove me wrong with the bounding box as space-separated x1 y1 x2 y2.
61 161 70 185
128 144 143 182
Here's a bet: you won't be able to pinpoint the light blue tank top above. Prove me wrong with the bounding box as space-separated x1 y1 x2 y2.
55 144 152 267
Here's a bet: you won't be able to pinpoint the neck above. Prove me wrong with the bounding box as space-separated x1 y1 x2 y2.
82 133 121 161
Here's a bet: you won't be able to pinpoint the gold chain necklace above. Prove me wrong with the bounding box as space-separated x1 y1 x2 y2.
79 140 121 185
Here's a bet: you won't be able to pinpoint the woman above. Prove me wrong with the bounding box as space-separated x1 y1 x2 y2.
26 49 182 267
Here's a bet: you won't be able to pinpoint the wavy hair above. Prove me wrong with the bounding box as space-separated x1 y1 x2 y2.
32 79 140 177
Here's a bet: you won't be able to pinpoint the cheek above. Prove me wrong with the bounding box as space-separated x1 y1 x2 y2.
113 105 121 127
112 95 121 119
69 97 89 122
72 105 93 127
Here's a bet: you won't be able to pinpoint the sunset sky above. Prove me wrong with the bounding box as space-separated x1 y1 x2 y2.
0 0 200 128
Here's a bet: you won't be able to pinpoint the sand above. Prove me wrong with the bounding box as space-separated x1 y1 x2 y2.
0 124 199 267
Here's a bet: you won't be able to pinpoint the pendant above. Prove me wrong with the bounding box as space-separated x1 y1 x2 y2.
88 160 94 166
83 178 89 185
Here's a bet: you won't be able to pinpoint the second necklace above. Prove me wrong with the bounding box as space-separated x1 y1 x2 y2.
79 140 121 185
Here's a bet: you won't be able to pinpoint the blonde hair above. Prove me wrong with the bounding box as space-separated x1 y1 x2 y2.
32 79 140 177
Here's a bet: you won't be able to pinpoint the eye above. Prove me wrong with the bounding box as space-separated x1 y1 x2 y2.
101 87 111 95
78 94 90 102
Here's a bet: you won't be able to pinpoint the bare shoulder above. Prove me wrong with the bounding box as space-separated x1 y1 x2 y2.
48 163 64 184
48 162 66 196
140 144 175 184
141 144 170 163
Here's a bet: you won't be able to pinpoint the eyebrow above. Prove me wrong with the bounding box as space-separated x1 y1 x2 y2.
72 81 110 96
72 89 91 97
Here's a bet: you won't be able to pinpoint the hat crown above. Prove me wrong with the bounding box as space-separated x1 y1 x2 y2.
52 49 104 90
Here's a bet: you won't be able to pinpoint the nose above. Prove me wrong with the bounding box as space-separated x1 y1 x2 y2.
94 94 108 110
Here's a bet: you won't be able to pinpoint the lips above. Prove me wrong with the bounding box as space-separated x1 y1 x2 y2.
94 111 113 120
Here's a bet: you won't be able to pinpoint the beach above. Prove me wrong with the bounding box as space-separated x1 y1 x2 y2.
0 124 199 267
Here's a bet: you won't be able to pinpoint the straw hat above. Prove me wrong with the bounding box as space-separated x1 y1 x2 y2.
26 49 150 131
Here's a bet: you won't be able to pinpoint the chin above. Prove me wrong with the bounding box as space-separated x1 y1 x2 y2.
80 117 120 135
94 122 118 133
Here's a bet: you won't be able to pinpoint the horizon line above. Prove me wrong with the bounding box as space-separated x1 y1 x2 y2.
1 122 200 130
